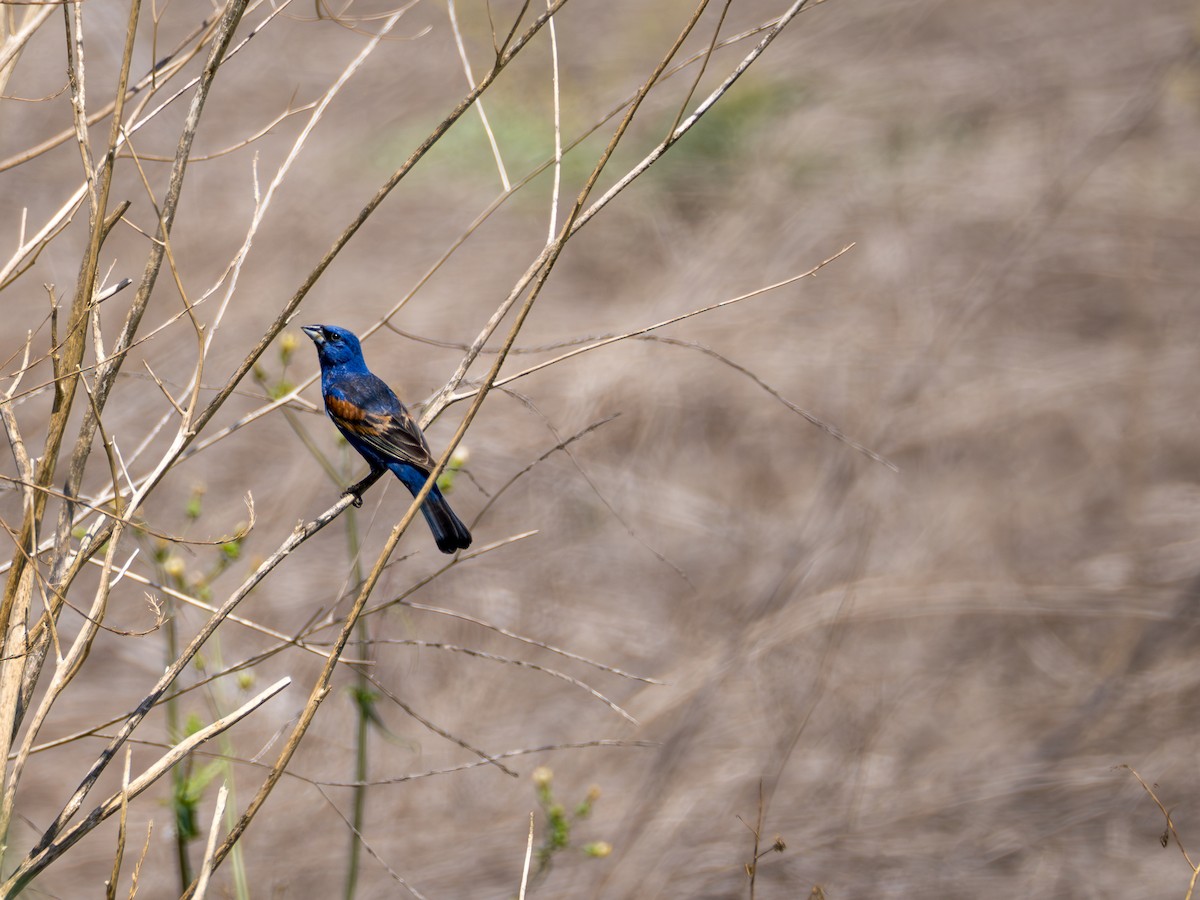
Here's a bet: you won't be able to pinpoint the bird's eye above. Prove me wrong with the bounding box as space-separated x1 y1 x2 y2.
329 332 341 342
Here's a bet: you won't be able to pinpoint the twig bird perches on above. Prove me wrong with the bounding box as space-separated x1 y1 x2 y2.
302 324 472 554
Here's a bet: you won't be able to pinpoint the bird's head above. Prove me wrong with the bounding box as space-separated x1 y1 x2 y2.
301 324 365 369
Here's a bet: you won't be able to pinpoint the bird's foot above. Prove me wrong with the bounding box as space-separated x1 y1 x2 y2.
343 489 364 509
343 469 384 508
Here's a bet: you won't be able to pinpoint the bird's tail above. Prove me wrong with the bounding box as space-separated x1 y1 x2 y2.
391 464 472 553
419 486 472 554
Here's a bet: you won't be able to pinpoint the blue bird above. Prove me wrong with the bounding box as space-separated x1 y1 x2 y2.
302 324 472 554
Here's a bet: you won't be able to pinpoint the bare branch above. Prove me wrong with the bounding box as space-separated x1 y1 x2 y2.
191 782 228 900
3 678 291 894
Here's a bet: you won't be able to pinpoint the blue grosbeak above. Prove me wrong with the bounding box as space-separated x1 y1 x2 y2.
302 324 472 554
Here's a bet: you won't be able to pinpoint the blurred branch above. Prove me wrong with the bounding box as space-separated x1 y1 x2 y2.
399 599 664 684
0 3 55 98
314 782 429 900
0 8 219 173
640 335 895 470
448 0 510 191
471 411 620 526
671 0 731 135
450 245 860 450
355 666 517 777
315 740 658 788
501 389 691 585
888 27 1197 408
120 99 320 163
370 639 637 723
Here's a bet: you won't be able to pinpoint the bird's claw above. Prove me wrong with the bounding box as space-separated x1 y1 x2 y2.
344 489 364 509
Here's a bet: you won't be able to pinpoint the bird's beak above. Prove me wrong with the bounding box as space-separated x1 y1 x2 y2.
301 324 324 345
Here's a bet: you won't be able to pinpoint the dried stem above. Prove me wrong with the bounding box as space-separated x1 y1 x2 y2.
4 678 290 894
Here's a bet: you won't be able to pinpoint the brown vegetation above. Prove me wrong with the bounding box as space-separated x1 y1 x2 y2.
2 0 1199 897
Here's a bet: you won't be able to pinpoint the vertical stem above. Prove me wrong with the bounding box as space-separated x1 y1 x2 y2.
163 597 194 890
343 500 368 900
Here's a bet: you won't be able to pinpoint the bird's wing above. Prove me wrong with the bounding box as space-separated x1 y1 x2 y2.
325 374 436 471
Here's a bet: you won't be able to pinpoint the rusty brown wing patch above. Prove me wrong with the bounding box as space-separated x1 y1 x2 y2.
327 395 368 425
327 396 391 443
328 395 434 469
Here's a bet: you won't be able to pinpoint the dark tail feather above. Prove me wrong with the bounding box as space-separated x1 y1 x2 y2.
391 464 472 553
419 486 472 554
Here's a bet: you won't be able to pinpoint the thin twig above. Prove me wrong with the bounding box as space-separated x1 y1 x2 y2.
128 820 153 900
314 740 658 788
449 0 510 190
313 784 430 900
545 0 561 240
104 748 132 900
372 639 637 723
519 811 535 900
401 600 664 684
191 782 228 900
4 678 290 894
1122 765 1196 873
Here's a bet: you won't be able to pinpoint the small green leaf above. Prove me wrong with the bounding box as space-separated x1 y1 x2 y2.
269 380 294 400
184 712 204 737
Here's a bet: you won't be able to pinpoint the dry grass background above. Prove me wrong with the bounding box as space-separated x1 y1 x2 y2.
3 0 1200 896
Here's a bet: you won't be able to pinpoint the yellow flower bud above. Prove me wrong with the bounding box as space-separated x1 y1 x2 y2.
280 331 299 362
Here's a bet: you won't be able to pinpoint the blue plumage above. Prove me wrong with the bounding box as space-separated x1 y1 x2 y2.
302 324 472 554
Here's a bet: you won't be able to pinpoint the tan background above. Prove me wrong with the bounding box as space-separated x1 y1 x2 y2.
3 0 1200 896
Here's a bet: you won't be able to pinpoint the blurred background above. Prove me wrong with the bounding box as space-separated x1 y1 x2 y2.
3 0 1200 896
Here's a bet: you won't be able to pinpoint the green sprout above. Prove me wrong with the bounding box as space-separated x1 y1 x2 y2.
530 767 610 880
